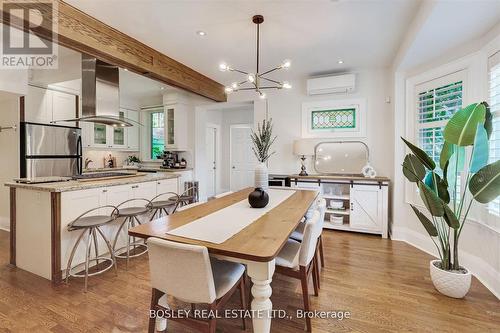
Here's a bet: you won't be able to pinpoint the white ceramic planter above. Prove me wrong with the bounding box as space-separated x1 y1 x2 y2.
255 162 269 191
429 259 471 298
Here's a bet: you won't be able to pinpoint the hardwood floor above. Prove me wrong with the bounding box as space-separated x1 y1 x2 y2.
0 229 498 332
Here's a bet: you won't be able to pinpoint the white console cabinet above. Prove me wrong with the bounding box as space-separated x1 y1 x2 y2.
290 175 389 238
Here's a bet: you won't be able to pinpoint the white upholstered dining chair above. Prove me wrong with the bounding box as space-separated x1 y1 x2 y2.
275 210 321 332
290 198 327 271
147 238 247 333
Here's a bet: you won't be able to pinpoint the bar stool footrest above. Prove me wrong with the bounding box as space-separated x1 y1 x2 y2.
67 257 115 279
114 243 148 259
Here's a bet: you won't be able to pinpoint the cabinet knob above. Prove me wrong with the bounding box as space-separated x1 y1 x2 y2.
350 202 354 211
132 185 139 189
102 189 107 193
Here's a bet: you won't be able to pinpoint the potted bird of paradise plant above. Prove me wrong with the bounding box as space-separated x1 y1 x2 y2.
402 102 500 298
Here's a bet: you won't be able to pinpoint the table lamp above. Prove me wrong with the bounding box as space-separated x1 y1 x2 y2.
293 139 314 176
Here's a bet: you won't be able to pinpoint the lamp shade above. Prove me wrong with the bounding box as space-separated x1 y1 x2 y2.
293 139 315 156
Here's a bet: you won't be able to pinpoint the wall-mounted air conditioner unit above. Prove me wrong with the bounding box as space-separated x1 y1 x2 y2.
306 73 355 95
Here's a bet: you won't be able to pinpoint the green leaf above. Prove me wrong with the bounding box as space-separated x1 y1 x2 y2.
403 154 425 182
484 102 492 139
443 204 460 229
410 204 438 237
469 160 500 203
443 103 486 146
401 137 436 170
470 124 489 173
425 172 450 204
440 142 455 170
446 146 465 191
419 182 445 217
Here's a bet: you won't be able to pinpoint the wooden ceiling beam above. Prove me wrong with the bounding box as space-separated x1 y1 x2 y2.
0 0 226 102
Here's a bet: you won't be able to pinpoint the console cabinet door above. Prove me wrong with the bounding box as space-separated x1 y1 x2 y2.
349 185 383 232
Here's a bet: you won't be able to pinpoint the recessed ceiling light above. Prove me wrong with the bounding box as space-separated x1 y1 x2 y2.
338 59 344 64
160 87 165 90
196 30 206 36
123 68 129 72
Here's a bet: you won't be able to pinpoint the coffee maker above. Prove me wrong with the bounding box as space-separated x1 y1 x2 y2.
162 151 176 168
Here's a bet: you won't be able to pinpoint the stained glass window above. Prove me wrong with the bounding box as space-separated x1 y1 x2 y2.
311 108 356 130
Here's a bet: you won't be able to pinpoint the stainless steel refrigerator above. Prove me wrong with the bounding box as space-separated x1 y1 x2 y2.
20 122 82 178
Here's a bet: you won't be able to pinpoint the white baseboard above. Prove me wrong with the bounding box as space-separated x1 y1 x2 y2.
392 226 500 300
0 216 9 232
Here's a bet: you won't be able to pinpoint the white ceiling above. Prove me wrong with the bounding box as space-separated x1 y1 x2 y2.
399 0 500 70
64 0 500 88
65 0 420 84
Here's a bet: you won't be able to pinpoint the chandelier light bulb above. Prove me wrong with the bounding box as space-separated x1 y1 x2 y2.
217 15 290 99
281 59 291 69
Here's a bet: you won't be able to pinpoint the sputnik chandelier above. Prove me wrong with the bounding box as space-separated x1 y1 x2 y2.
219 15 292 99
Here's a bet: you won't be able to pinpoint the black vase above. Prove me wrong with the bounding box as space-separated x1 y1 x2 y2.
248 188 269 208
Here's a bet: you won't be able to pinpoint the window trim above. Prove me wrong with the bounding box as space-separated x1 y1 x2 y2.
150 110 165 160
405 67 469 207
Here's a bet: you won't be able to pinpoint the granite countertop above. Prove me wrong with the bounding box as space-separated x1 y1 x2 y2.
5 173 180 193
289 174 390 182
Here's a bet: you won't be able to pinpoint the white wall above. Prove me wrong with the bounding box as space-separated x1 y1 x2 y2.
392 29 500 298
0 92 20 231
227 69 394 178
204 106 254 192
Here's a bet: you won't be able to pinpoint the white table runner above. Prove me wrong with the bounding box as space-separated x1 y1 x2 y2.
167 189 296 244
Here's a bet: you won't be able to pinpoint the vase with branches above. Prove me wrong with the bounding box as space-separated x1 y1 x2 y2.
251 119 277 190
401 101 500 298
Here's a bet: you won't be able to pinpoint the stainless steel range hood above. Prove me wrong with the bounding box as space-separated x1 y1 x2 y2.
52 54 135 127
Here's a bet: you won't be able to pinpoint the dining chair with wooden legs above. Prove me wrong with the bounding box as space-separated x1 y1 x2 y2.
147 238 247 333
275 210 321 332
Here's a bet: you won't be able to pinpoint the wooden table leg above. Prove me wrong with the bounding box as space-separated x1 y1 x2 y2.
246 260 275 333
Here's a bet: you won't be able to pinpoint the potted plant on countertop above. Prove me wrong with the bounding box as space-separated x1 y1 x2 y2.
251 118 277 192
126 155 141 167
401 101 500 298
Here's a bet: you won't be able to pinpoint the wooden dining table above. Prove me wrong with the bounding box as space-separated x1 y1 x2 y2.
128 187 318 333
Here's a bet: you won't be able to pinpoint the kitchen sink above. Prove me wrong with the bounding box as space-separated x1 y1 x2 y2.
73 172 139 180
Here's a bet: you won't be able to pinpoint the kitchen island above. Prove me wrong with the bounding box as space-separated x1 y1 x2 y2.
5 173 180 283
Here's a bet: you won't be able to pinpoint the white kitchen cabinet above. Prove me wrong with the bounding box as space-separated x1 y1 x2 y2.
165 104 189 150
25 86 77 126
82 108 140 151
51 90 77 127
126 109 140 151
25 86 51 123
156 177 179 195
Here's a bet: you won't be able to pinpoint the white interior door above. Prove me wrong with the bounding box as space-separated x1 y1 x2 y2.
206 126 217 198
230 125 255 191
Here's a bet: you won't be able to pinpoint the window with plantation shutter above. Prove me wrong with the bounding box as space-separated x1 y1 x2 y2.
417 80 463 166
415 74 464 202
488 51 500 216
